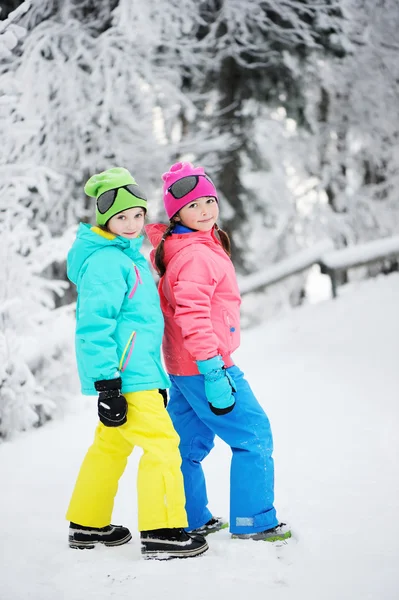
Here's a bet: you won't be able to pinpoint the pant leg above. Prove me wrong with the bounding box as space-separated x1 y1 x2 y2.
168 380 215 530
126 389 188 531
172 366 278 534
66 413 134 528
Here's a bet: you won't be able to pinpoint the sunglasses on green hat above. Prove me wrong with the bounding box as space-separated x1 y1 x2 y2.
97 184 147 215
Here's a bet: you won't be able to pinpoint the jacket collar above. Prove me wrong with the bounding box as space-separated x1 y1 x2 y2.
145 223 221 268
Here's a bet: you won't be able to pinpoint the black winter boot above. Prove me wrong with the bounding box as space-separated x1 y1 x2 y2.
140 527 208 560
69 522 132 549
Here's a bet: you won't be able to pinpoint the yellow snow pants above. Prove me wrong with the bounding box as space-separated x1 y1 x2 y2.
66 389 188 531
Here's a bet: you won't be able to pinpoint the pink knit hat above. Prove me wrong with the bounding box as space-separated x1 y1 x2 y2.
162 162 218 219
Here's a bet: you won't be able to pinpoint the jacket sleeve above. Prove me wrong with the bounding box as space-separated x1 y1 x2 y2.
172 251 221 361
76 254 127 382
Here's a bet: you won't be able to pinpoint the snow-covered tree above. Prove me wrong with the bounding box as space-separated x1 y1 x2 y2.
0 218 77 438
0 0 78 438
1 0 398 436
160 0 346 271
299 0 399 246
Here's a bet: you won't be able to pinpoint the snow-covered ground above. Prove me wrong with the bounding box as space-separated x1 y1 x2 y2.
1 274 399 600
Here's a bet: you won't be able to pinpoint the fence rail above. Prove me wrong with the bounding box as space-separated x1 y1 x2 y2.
238 235 399 299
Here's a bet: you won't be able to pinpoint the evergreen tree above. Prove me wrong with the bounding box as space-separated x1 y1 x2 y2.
173 1 346 272
299 0 399 246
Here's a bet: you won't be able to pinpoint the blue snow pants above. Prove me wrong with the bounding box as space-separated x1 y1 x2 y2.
167 365 278 535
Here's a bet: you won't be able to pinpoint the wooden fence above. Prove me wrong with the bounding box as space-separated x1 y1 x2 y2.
238 236 399 299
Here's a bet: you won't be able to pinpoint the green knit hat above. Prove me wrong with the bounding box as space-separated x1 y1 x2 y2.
84 167 148 226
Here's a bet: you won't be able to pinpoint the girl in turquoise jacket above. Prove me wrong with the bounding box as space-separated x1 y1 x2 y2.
66 167 207 560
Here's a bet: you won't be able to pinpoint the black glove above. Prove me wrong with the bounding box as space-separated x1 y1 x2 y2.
94 377 128 427
158 388 168 408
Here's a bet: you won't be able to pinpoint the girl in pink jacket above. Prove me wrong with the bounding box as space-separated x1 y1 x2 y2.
146 162 290 541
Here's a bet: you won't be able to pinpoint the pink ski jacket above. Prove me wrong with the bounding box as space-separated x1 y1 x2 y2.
146 224 242 376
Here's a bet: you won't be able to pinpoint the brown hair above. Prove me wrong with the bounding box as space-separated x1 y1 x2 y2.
214 223 231 257
154 220 231 277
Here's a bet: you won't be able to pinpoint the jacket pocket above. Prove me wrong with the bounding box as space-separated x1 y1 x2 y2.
119 331 137 372
221 309 238 353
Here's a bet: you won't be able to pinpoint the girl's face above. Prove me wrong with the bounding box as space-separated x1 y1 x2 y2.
175 196 219 231
107 207 145 239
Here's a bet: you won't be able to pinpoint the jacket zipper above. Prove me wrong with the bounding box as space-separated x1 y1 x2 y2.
129 265 142 299
119 331 136 372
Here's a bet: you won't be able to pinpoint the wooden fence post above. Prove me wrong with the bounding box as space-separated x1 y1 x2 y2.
330 270 338 299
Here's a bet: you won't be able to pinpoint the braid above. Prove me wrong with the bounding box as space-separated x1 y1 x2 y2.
155 221 231 276
214 223 231 257
154 221 175 277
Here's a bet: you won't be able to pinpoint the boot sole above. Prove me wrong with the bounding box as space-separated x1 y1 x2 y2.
262 530 292 543
231 530 292 542
69 532 132 549
141 541 209 560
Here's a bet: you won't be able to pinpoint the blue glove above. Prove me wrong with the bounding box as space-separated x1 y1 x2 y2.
196 355 236 415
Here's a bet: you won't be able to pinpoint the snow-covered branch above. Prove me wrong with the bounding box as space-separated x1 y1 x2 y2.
0 1 31 57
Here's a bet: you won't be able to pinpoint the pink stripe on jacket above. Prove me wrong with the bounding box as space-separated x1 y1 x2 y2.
146 224 242 376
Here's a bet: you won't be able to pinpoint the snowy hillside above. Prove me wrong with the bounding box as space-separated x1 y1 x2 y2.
1 274 398 600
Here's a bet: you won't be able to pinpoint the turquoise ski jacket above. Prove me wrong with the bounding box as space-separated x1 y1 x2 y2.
67 223 170 395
